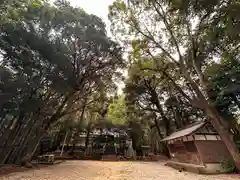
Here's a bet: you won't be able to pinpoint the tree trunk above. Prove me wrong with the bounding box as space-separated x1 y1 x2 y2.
184 66 240 169
153 117 170 157
149 88 171 136
15 119 37 164
0 112 7 130
60 131 69 157
153 118 162 139
69 130 77 155
7 124 29 164
0 115 20 159
171 107 182 129
85 124 91 150
16 126 34 164
22 133 45 163
206 105 240 169
70 104 87 155
146 82 171 136
1 122 24 164
9 114 38 164
230 95 240 132
155 102 171 136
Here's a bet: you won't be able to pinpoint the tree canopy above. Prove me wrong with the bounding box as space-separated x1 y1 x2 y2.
109 0 240 168
1 0 240 169
0 0 124 164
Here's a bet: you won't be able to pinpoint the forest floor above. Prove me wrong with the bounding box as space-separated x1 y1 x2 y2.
0 160 239 180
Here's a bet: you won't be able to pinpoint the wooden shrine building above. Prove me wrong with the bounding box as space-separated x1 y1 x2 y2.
161 121 232 173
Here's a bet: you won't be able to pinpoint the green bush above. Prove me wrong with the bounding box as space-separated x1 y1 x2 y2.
220 158 236 173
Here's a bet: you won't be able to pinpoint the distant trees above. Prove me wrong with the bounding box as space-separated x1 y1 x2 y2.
108 95 127 125
123 59 204 155
125 59 204 136
0 0 124 164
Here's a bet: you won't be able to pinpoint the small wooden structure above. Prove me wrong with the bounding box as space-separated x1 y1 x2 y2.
162 121 232 173
38 154 55 164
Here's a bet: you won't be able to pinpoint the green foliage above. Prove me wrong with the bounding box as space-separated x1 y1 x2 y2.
220 158 237 173
109 0 240 108
125 58 204 137
207 59 240 122
32 0 42 7
107 95 127 125
0 0 124 164
109 0 240 161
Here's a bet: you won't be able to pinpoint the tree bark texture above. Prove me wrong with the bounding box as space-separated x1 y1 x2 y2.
206 105 240 170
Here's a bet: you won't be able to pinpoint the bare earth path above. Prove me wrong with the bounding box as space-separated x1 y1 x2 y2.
0 161 239 180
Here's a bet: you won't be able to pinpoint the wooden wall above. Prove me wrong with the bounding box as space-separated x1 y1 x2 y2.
166 123 232 165
195 140 231 163
168 140 202 165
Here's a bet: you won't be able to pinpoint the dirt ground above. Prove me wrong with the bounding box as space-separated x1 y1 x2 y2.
0 161 239 180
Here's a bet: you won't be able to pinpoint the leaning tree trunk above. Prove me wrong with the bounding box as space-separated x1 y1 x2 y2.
184 69 240 169
15 118 37 164
206 105 240 169
22 133 45 163
1 117 25 165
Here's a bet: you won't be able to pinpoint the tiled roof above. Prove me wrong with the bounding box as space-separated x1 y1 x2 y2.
161 121 206 141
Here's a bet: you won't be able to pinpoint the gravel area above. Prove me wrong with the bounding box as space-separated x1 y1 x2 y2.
0 161 239 180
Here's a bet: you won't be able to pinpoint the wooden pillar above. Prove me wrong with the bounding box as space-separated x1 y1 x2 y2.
193 138 205 165
166 142 172 157
181 138 189 163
